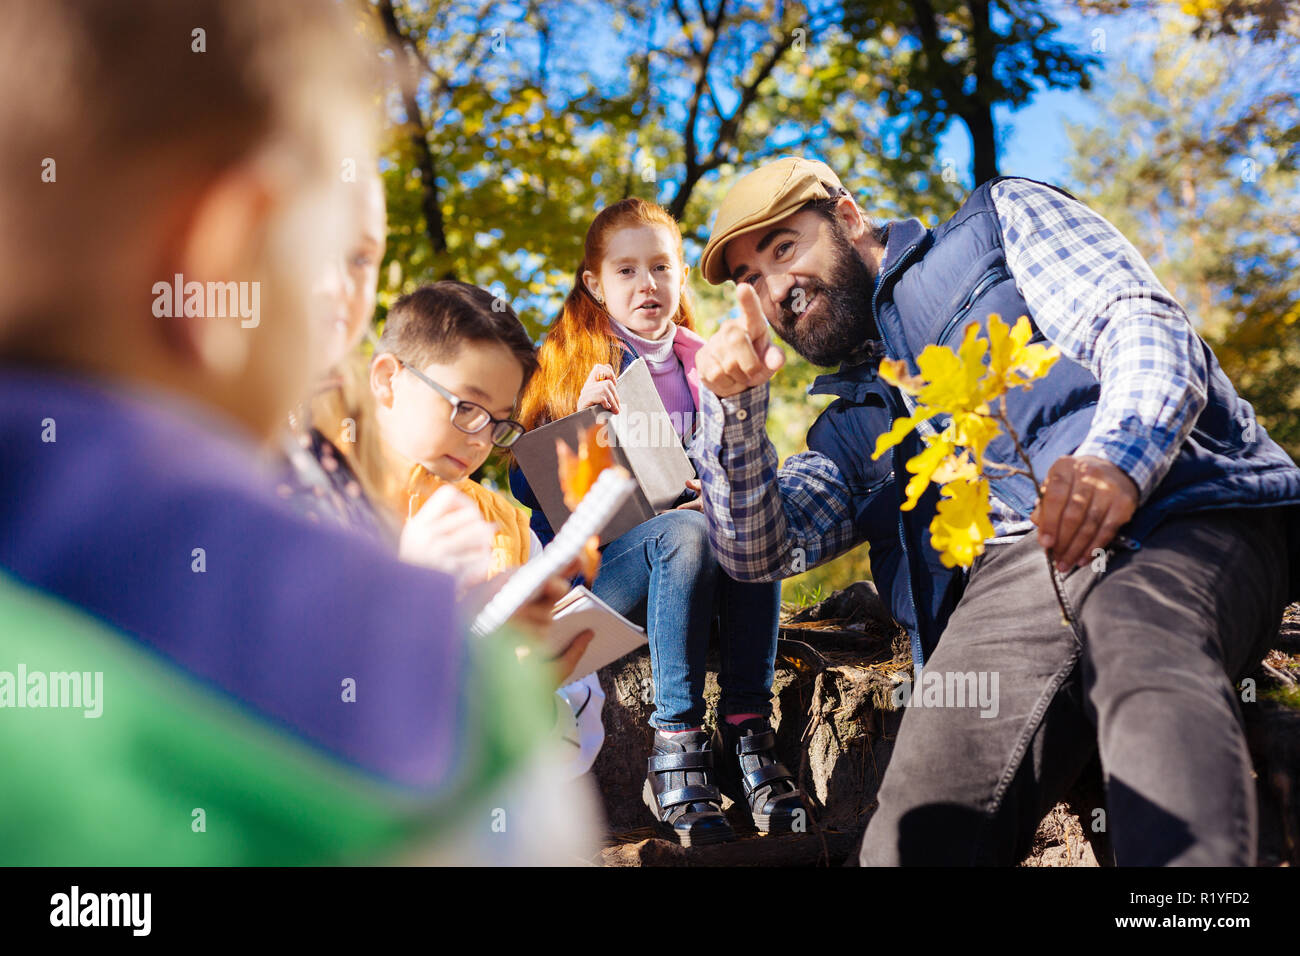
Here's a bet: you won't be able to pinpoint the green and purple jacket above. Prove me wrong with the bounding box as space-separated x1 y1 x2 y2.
0 369 566 865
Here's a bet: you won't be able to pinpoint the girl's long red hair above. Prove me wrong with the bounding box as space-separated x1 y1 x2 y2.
516 197 697 432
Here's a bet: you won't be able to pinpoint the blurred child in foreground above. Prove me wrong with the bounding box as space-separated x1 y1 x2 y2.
0 0 596 865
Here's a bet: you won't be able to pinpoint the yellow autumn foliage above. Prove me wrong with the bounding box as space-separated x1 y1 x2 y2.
872 314 1059 567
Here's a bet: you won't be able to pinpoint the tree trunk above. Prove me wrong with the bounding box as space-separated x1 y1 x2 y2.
377 0 452 277
964 106 1000 185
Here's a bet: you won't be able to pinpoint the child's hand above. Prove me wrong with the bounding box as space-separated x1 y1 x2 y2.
508 559 592 687
577 363 620 413
675 478 704 511
508 568 569 634
550 629 595 687
506 557 583 635
399 483 494 592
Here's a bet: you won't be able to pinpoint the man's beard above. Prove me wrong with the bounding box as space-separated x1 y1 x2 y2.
771 224 878 367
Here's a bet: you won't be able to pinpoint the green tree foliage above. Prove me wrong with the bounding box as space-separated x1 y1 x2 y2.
1079 0 1297 43
1064 10 1300 454
360 0 1107 602
367 0 975 333
842 0 1100 184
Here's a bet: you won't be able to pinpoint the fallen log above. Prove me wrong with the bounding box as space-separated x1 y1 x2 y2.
588 582 1300 866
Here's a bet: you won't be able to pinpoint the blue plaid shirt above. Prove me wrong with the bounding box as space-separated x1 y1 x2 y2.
688 178 1210 581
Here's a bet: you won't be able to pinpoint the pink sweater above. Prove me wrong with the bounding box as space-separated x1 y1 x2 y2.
614 323 706 439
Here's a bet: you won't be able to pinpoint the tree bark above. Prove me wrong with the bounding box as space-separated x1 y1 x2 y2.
377 0 452 276
909 0 1001 185
965 0 1000 184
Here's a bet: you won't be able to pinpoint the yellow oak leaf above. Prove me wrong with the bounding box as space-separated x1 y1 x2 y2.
933 453 978 485
901 438 955 511
985 313 1059 392
878 357 925 394
929 478 995 569
948 411 1000 465
872 412 921 460
912 340 983 414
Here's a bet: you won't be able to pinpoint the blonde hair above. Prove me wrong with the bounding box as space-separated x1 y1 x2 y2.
308 350 394 512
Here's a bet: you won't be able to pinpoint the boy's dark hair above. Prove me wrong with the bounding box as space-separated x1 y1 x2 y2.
378 282 539 386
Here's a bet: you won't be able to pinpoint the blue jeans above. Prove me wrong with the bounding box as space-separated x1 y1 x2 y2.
592 509 781 731
859 508 1290 865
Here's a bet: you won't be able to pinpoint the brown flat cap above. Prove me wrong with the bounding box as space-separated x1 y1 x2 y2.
700 157 847 285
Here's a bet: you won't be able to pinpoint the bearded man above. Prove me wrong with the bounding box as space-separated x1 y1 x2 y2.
689 156 1300 866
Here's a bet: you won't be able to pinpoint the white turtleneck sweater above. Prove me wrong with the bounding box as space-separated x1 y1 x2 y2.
610 319 695 438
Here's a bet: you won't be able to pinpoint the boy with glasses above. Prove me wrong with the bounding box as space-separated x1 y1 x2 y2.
368 283 543 574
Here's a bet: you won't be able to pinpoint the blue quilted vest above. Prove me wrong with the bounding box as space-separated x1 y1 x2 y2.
805 176 1300 669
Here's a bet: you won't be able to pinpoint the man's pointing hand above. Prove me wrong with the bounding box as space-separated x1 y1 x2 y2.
696 283 786 398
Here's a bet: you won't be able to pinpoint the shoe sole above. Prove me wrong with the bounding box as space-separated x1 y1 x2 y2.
658 821 735 848
642 779 736 847
715 765 805 836
750 810 799 835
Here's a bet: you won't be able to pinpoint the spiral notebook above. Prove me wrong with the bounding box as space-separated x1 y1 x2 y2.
470 467 637 638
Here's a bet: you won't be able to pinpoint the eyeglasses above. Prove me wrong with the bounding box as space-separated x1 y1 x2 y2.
396 358 526 449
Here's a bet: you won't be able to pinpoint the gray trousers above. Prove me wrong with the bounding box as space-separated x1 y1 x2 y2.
859 507 1290 866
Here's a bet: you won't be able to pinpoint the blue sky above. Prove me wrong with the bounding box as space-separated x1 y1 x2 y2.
939 87 1101 186
504 1 1159 194
936 4 1159 188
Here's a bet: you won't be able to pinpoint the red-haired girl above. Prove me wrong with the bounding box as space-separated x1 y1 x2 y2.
511 198 806 846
